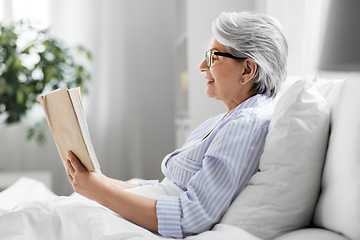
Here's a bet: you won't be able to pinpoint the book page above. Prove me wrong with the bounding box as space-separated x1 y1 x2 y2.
68 88 101 171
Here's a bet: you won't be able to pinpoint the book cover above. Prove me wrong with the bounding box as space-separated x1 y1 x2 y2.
38 88 100 172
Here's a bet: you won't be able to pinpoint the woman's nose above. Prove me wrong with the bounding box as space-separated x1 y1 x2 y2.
199 59 208 72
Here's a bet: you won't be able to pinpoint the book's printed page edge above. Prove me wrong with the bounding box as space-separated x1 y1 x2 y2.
68 89 101 171
74 87 83 110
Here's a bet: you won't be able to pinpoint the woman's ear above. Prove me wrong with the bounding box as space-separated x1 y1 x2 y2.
241 59 258 84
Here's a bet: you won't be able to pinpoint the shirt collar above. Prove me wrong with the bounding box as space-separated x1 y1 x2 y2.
228 94 272 116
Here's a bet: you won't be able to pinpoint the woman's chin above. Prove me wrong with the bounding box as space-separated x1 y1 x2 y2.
205 90 215 99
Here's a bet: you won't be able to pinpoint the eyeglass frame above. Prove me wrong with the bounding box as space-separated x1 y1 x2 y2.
205 50 247 68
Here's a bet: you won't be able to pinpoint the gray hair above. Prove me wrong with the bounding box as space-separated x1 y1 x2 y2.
212 12 288 98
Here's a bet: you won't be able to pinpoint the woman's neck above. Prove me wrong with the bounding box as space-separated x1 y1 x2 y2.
225 93 254 113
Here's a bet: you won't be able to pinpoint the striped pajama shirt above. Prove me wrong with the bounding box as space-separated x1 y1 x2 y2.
143 94 274 238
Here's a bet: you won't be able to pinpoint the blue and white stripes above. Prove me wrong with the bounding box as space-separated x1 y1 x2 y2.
156 94 274 238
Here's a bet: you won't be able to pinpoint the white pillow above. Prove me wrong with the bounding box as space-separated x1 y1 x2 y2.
220 78 330 239
313 73 360 240
312 76 344 100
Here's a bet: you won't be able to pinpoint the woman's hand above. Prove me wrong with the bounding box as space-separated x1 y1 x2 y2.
64 150 158 232
64 151 109 201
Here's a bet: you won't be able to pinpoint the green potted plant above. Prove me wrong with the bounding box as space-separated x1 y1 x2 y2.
0 20 92 144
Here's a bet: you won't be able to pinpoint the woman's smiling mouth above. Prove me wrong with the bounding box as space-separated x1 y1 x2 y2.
206 78 215 84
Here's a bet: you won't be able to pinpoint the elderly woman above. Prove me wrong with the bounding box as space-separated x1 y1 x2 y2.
65 11 288 238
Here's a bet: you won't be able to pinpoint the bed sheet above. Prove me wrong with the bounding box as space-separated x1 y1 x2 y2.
0 177 261 240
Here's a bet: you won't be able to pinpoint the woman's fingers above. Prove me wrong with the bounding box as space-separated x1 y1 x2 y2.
64 151 85 184
66 167 73 181
66 151 85 172
64 159 75 176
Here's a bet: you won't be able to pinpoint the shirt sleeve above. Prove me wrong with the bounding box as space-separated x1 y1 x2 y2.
156 117 269 238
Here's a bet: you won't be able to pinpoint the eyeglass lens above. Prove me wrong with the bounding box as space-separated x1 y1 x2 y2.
205 51 212 67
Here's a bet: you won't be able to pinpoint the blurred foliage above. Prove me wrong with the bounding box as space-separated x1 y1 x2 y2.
0 20 92 145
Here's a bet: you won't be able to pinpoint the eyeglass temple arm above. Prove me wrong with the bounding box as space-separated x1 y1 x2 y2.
213 52 246 60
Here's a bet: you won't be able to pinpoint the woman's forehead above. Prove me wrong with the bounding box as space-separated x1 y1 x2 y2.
209 37 227 52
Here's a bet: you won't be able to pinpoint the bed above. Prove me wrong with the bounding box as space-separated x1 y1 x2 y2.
0 177 260 240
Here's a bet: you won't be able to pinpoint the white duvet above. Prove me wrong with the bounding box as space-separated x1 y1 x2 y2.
0 178 261 240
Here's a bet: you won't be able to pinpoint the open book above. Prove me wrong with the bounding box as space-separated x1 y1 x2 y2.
38 88 100 172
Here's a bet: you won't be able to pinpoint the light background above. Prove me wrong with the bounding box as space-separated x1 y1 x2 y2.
0 0 349 195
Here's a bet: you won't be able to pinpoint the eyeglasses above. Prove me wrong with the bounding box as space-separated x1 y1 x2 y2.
205 50 247 67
